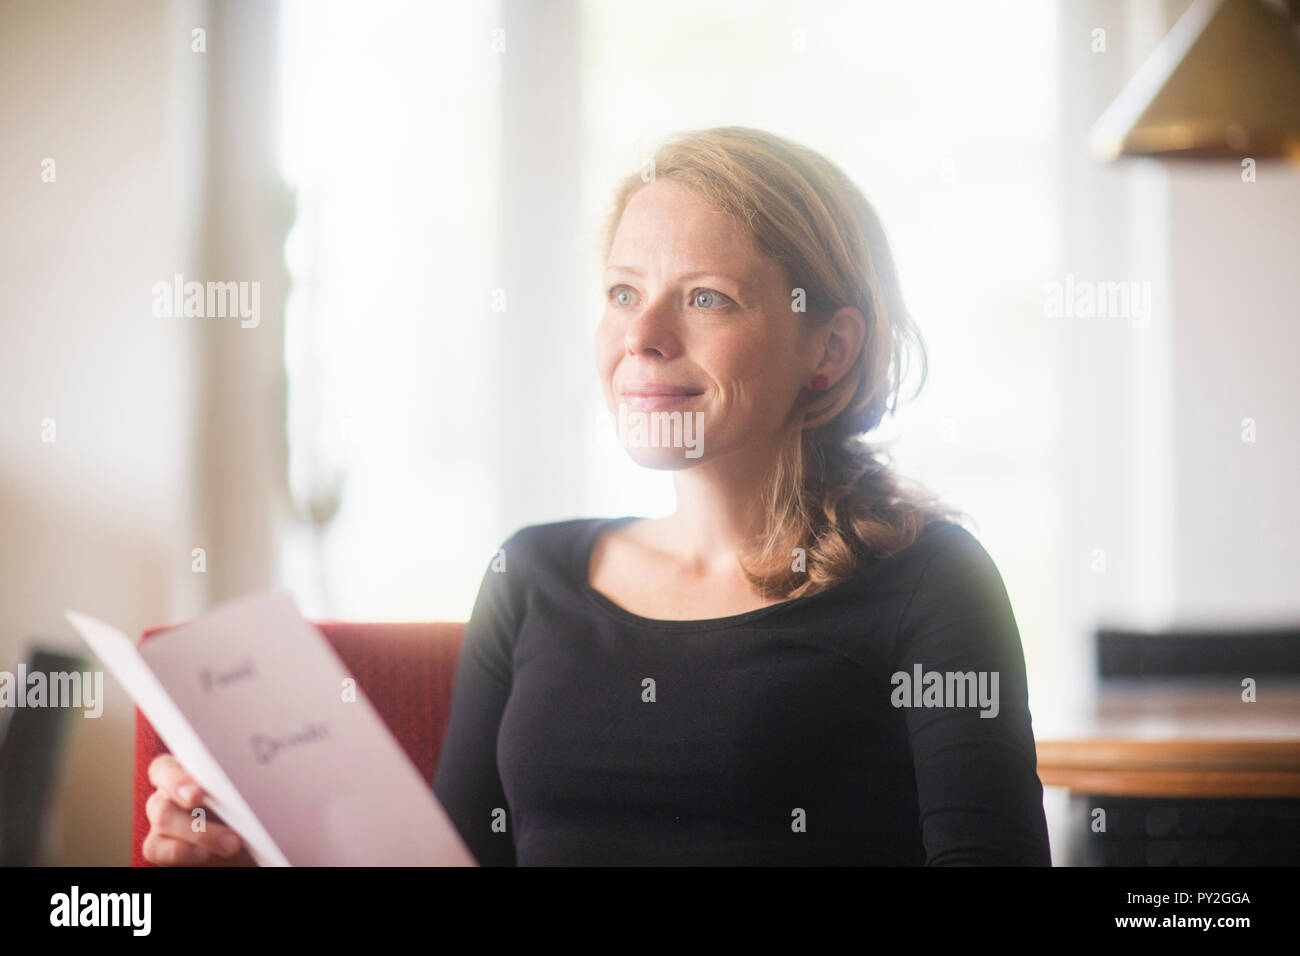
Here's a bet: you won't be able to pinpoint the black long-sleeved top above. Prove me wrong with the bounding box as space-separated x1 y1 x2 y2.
432 516 1051 866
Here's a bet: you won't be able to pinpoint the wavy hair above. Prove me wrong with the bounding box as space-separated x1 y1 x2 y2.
599 126 969 599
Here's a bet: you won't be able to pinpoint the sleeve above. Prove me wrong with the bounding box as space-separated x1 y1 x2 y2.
432 540 520 867
892 526 1052 866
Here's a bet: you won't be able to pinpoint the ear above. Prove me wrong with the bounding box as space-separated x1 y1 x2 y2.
811 306 866 386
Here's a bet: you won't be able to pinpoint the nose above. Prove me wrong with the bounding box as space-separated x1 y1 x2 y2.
623 292 681 360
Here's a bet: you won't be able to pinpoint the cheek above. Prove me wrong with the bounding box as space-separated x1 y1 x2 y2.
714 344 808 440
593 313 620 376
708 334 795 404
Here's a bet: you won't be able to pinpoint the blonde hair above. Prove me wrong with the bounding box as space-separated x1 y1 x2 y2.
600 126 968 599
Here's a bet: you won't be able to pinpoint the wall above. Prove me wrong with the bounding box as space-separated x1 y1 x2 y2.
0 0 209 863
1167 162 1300 623
1056 0 1300 670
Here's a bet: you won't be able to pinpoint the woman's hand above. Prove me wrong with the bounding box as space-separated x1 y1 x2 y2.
142 754 255 865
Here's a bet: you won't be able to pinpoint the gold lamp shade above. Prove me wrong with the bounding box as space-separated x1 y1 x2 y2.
1089 0 1300 161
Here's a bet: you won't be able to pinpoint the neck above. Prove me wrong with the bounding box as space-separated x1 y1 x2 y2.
662 438 788 574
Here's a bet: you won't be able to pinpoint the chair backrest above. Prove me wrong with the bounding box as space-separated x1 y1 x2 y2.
0 648 91 865
1096 624 1300 678
131 620 465 866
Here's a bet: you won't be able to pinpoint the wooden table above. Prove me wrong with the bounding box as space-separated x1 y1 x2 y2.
1038 738 1300 797
1036 679 1300 796
1035 680 1300 864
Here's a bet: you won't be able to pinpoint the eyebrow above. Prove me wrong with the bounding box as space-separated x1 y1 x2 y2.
604 265 747 287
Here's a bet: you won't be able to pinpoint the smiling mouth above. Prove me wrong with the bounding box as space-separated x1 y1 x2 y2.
619 384 704 410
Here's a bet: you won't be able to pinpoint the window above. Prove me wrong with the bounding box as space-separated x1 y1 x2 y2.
274 1 1066 707
277 0 504 621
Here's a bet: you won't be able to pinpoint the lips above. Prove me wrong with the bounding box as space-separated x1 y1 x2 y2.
619 382 704 411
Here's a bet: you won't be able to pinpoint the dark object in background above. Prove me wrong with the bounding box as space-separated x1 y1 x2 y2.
1097 625 1300 678
1072 625 1300 866
1073 794 1300 866
0 648 89 866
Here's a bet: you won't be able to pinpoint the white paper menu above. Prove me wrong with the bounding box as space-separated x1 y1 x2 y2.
66 591 477 866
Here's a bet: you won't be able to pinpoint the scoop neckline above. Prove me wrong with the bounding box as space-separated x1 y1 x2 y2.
576 514 912 632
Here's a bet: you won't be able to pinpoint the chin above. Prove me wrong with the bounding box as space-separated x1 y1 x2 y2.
621 444 707 471
605 399 709 469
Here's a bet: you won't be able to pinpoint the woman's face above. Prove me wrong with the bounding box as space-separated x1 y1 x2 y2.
595 178 817 471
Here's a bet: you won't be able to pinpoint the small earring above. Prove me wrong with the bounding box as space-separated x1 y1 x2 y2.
809 374 829 391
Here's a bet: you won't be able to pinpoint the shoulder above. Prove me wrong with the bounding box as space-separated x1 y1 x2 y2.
847 519 996 595
462 517 621 657
893 519 1005 592
502 515 614 545
490 515 639 585
894 520 1023 662
498 516 618 564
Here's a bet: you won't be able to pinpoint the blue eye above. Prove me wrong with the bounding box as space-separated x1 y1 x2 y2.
607 285 732 310
608 285 638 307
692 289 731 310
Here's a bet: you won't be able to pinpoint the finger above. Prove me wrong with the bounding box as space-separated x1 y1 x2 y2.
146 791 244 857
207 844 259 867
147 753 205 809
142 831 212 866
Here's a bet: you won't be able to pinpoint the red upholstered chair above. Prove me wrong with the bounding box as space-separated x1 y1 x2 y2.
131 620 465 866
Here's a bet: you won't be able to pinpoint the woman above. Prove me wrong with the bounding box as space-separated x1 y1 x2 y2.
144 126 1051 866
